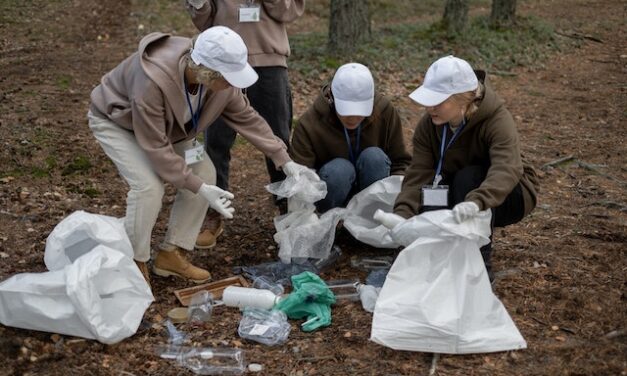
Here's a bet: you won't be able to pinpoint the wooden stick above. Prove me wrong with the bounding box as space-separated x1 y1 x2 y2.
541 155 575 170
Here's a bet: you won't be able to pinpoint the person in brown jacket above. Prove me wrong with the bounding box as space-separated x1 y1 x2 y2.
377 56 539 280
291 63 411 212
88 26 315 287
185 0 305 248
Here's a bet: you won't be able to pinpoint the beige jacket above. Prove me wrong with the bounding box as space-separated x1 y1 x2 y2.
90 33 290 193
188 0 305 67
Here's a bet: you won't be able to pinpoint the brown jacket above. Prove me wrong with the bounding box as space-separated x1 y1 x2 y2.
188 0 305 67
394 71 539 219
90 33 290 193
291 87 411 174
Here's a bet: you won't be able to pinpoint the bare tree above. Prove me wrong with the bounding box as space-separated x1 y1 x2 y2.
442 0 469 36
328 0 371 54
491 0 517 28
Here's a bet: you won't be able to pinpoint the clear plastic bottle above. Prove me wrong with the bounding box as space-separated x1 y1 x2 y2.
327 279 360 302
251 275 285 296
357 284 380 313
178 347 246 375
188 291 214 323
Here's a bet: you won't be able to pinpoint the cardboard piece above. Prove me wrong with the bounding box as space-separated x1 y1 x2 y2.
174 276 249 306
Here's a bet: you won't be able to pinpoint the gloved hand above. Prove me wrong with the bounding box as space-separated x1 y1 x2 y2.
452 201 480 223
198 184 235 219
373 209 405 229
187 0 207 10
282 161 321 182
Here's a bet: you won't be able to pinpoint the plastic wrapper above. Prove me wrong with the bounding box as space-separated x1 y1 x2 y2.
237 308 290 345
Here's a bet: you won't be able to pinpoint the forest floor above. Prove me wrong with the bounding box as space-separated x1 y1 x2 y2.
0 0 625 375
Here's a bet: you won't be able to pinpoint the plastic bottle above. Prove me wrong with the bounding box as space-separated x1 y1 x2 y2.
251 275 285 296
357 284 380 313
177 347 246 375
188 291 214 323
222 286 281 310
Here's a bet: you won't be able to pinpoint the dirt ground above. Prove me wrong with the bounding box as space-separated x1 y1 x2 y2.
0 0 625 375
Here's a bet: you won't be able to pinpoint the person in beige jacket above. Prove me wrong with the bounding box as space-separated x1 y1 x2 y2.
88 26 316 287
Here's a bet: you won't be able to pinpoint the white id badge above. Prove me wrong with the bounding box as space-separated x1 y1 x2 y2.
422 185 449 207
185 142 205 165
239 5 261 22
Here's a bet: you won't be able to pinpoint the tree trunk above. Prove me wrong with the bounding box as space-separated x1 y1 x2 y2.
491 0 517 28
442 0 469 36
328 0 371 55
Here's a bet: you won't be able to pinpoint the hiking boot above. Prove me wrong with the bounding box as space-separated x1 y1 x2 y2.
152 248 211 283
135 260 151 289
195 214 224 249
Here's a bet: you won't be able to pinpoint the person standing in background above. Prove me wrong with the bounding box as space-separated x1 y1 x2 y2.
185 0 305 249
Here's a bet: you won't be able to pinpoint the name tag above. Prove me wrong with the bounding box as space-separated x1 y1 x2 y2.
239 6 260 22
422 185 449 207
185 142 205 165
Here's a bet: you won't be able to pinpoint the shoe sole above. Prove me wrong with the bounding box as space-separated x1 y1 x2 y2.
152 266 211 284
194 226 224 250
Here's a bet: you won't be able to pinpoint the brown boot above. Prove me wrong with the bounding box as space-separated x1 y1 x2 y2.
134 260 151 289
195 214 224 249
153 248 211 283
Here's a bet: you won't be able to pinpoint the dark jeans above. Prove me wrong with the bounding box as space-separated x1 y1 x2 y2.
316 147 391 213
205 66 292 193
421 165 525 279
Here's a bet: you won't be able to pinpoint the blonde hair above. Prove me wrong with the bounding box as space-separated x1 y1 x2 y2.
450 82 485 119
186 35 221 85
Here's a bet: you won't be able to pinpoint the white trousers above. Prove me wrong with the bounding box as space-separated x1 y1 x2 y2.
88 111 215 262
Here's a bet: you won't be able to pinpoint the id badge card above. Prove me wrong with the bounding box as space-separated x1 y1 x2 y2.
239 5 261 22
185 141 205 165
422 185 449 207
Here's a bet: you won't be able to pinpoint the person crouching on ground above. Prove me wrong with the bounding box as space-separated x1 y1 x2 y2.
377 55 539 280
290 63 411 213
88 26 316 288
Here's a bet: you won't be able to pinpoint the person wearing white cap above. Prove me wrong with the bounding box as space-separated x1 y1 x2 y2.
88 26 316 287
291 63 411 212
376 55 538 280
185 0 305 249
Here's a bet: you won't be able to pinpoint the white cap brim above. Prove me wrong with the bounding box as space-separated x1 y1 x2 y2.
409 86 451 107
221 63 258 89
334 97 374 117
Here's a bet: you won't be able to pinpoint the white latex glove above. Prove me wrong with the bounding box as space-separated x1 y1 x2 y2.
198 184 235 219
452 201 480 223
187 0 207 10
281 161 321 182
373 209 405 229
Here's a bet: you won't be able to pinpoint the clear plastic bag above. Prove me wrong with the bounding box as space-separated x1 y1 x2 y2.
237 308 290 346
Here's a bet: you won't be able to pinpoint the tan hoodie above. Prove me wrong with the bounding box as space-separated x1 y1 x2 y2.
394 71 539 219
188 0 305 67
90 32 290 193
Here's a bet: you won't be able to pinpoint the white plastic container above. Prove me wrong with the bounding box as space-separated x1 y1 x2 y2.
222 286 281 310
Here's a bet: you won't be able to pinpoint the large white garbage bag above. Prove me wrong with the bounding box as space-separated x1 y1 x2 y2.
0 246 153 344
45 210 133 271
343 175 403 248
370 209 527 354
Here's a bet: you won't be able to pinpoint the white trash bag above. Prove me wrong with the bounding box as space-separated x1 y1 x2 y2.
370 209 527 354
0 246 153 344
45 210 133 271
343 175 403 249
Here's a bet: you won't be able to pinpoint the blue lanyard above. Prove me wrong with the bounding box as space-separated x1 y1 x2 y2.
433 120 466 186
343 124 362 164
184 77 204 133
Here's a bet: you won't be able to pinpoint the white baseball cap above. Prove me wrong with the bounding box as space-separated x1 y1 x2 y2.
409 55 478 106
190 26 258 89
331 63 374 117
